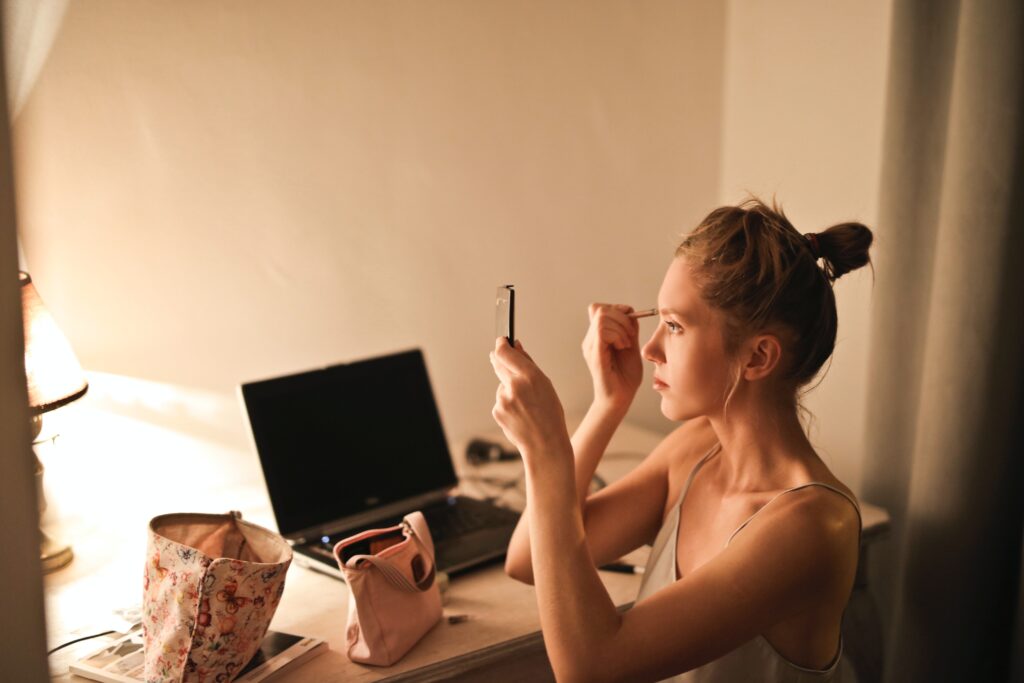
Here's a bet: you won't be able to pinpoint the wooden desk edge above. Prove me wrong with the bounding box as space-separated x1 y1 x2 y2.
380 602 636 682
859 502 891 543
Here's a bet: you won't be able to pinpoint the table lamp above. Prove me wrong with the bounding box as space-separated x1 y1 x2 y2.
20 270 88 573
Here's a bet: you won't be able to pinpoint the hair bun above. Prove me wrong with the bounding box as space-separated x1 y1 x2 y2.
816 222 873 281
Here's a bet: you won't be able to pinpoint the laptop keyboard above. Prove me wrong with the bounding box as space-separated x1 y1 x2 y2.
314 497 519 552
422 498 518 540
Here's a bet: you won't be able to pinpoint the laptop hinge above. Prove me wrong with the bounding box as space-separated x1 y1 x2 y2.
284 487 454 543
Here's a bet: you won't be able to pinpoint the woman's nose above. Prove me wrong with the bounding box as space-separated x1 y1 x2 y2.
642 328 663 364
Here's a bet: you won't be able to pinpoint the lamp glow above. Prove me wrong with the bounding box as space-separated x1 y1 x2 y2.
20 271 88 572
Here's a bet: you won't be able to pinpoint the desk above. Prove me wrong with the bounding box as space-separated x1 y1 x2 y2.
45 416 658 682
45 412 888 682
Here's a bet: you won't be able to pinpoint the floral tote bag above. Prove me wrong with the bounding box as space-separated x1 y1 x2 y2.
142 511 292 683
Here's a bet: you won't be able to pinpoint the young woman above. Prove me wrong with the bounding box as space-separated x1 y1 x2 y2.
490 198 873 682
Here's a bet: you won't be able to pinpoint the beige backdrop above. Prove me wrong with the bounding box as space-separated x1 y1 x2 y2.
13 0 888 494
717 1 892 492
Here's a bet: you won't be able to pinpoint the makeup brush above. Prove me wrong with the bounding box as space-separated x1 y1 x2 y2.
628 308 656 319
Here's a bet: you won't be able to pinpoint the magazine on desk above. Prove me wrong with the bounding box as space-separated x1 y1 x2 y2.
69 624 327 683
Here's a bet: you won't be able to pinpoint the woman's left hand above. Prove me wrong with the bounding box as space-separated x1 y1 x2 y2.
490 337 572 465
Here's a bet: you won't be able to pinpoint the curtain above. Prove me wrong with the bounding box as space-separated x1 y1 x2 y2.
861 0 1024 681
0 6 50 681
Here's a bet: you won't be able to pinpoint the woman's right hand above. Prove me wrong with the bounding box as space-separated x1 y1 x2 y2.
581 303 643 412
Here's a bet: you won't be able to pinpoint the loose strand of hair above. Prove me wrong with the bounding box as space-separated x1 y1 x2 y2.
721 363 743 426
796 399 817 438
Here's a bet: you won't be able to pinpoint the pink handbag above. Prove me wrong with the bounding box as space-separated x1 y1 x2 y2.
142 511 292 683
332 511 443 665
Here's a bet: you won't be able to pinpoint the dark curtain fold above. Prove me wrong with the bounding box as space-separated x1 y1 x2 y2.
861 0 1024 681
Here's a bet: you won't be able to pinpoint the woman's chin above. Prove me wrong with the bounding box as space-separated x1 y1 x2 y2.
658 396 702 423
658 397 686 422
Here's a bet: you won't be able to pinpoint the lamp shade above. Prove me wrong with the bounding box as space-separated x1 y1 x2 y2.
20 271 88 414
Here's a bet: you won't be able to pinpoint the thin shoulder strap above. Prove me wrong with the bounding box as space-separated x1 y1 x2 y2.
725 482 863 548
672 442 722 509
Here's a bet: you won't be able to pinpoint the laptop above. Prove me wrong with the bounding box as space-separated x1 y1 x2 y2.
238 348 522 581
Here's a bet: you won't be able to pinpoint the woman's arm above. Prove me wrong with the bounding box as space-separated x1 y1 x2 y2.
490 340 859 683
504 399 628 581
520 441 623 680
507 410 689 585
505 302 642 583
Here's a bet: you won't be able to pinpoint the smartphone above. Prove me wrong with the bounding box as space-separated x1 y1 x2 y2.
495 285 515 346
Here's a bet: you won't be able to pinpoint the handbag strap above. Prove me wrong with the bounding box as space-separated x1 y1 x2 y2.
345 515 437 593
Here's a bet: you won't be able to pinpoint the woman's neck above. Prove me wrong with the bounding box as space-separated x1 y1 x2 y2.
704 392 817 492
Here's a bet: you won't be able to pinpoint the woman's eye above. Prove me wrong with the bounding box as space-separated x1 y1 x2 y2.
665 321 682 334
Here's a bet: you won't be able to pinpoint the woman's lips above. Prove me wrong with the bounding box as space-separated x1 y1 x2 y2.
653 377 669 390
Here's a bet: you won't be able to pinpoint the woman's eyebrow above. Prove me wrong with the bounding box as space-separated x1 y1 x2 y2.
658 308 695 323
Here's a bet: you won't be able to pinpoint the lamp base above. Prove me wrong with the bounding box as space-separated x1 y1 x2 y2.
33 418 74 574
41 529 74 573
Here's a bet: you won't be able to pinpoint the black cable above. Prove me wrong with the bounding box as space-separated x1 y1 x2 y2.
459 473 523 489
47 630 116 656
461 443 647 500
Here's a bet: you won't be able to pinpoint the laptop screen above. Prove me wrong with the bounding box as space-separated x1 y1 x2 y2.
240 348 458 538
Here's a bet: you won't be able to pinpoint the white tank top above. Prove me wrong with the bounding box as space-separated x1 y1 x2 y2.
634 442 862 683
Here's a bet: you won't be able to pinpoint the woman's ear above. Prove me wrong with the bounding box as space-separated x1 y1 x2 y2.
741 333 782 381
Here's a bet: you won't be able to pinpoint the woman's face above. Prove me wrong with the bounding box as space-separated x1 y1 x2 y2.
641 256 736 421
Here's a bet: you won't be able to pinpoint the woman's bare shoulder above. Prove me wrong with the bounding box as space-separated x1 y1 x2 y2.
775 484 860 535
740 481 861 580
801 455 859 504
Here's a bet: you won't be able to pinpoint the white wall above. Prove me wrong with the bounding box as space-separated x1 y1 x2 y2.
13 1 892 505
718 0 893 491
13 1 726 474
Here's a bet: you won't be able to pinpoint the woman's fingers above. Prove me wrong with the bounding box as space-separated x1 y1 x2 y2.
598 319 633 349
611 303 636 316
589 302 637 320
514 339 534 362
493 338 521 375
494 381 512 406
490 335 569 456
494 336 535 376
610 306 641 334
589 303 640 336
490 348 517 386
594 313 638 350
